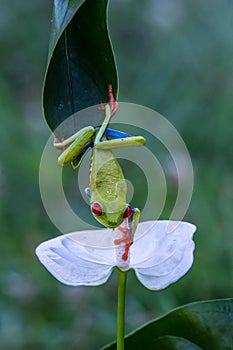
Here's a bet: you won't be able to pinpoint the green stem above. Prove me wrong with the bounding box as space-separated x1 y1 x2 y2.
116 269 128 350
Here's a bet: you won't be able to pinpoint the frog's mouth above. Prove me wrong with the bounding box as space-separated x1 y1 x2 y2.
106 221 119 228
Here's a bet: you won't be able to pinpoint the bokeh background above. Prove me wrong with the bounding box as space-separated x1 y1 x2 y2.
0 0 232 349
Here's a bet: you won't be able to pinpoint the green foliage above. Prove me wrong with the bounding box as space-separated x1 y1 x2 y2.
43 0 118 135
103 299 233 350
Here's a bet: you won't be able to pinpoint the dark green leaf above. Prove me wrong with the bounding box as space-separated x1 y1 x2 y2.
152 336 203 350
42 0 118 137
102 298 233 350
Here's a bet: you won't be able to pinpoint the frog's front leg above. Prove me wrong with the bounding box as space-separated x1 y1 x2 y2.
95 128 146 150
114 208 140 261
54 126 95 167
53 127 93 150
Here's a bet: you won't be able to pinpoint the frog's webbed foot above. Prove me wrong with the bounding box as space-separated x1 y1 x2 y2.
114 225 132 245
98 103 106 111
108 84 119 117
114 221 133 261
99 85 118 117
54 137 67 152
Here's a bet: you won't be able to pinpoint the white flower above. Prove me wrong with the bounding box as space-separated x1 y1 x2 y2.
35 221 196 290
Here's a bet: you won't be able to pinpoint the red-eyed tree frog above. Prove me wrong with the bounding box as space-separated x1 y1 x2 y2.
54 86 146 260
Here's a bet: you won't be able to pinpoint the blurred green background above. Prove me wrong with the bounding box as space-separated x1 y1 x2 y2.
0 0 232 349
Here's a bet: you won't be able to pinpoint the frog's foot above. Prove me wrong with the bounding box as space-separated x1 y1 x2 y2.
108 84 119 117
99 85 119 116
114 225 133 261
54 137 67 152
114 226 130 245
98 103 106 111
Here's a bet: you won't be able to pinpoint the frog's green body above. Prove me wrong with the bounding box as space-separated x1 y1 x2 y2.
90 146 127 228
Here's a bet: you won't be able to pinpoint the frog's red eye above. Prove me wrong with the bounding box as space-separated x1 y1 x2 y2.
92 203 102 216
123 205 132 218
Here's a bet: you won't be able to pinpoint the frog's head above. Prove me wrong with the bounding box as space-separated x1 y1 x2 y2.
91 201 133 228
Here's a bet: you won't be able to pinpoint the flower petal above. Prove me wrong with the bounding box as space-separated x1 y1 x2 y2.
36 231 116 286
130 221 196 290
36 220 196 289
